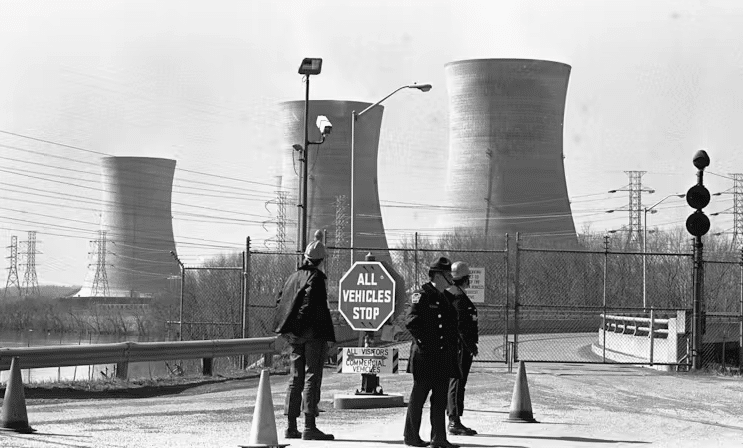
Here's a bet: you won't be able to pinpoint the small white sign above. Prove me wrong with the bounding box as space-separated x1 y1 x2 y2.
466 267 485 303
337 347 398 374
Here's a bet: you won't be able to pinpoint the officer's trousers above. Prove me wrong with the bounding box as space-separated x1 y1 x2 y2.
404 377 449 443
447 351 474 417
284 337 328 418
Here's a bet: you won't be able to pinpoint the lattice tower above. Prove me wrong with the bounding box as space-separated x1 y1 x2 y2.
334 195 349 248
21 231 40 297
732 173 742 246
4 235 21 299
91 230 110 297
626 171 646 243
276 190 288 252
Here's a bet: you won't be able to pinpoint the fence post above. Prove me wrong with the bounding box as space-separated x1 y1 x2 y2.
649 307 655 366
603 234 609 363
739 246 743 370
414 232 419 287
513 232 521 362
503 233 509 364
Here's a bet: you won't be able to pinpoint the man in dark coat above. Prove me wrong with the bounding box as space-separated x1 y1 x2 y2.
403 256 461 448
445 261 479 436
274 231 336 441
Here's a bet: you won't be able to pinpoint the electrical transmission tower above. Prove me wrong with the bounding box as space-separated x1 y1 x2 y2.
713 173 743 246
610 171 654 244
276 190 288 252
90 230 110 297
4 235 21 299
334 195 350 248
21 231 40 297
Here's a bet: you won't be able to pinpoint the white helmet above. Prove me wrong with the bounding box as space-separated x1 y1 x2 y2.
451 261 470 280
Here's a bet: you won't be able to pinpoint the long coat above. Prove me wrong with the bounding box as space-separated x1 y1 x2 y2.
274 264 336 342
445 284 479 357
404 282 461 381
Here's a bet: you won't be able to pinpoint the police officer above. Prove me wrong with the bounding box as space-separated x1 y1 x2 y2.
403 257 461 448
274 231 335 441
445 261 479 436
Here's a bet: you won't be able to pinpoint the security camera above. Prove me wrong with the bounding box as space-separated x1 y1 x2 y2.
316 115 332 136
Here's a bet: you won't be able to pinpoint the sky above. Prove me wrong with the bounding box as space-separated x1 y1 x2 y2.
1 0 743 286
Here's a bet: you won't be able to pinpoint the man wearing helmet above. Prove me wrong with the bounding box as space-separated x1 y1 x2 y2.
274 230 336 441
445 261 479 436
403 256 461 448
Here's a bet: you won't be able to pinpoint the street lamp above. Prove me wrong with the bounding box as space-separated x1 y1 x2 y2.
296 58 332 253
350 83 432 261
642 193 685 310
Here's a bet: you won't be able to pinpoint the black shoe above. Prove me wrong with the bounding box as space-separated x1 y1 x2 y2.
404 439 428 447
302 427 335 440
448 421 476 436
284 427 302 439
430 441 460 448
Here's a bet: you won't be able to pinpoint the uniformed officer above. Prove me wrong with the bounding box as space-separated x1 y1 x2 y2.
403 257 461 448
445 261 479 436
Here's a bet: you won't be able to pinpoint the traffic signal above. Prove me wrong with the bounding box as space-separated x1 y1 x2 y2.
686 150 711 237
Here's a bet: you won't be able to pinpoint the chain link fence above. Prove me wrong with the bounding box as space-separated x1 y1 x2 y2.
173 234 743 371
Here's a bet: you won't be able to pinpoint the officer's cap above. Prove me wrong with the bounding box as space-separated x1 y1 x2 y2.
428 256 452 272
451 261 470 280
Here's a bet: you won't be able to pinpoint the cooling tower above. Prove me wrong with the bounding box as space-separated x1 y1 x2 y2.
279 100 390 262
442 59 577 241
77 157 180 298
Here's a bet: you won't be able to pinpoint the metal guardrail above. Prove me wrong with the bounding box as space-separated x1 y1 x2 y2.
0 336 279 377
602 313 670 337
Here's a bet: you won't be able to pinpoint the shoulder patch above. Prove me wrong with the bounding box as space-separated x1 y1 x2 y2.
411 293 421 304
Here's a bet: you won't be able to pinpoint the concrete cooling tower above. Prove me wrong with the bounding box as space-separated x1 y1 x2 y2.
441 59 577 241
77 156 180 299
279 100 390 262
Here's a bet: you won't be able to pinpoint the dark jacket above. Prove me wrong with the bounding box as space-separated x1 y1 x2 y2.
445 284 479 357
404 282 461 380
274 263 336 342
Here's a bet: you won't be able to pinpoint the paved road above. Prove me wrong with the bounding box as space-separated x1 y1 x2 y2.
3 361 743 448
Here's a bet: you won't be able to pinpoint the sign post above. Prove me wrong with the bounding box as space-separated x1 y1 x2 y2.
338 255 396 394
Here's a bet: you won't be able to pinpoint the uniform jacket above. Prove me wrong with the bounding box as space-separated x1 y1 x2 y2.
445 284 479 357
274 263 336 342
404 282 461 380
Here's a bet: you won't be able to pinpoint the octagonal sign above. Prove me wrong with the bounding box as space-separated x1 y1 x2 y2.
338 261 396 331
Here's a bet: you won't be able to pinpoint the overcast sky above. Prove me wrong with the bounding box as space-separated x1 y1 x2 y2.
1 0 742 286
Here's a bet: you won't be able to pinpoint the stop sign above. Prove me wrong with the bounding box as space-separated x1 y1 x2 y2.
338 261 396 331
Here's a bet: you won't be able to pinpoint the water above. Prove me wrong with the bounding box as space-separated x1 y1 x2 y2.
0 330 174 384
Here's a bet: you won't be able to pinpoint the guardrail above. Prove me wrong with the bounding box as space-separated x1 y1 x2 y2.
596 310 689 370
0 336 279 379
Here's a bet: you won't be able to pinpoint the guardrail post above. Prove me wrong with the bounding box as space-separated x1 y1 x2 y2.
202 358 213 376
263 352 273 368
115 362 128 380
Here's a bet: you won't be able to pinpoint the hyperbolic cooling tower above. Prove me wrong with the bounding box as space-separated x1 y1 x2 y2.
78 156 180 298
279 100 390 261
441 59 577 241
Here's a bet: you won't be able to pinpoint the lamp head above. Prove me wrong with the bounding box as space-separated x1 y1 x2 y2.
692 149 710 170
408 83 432 92
298 58 322 75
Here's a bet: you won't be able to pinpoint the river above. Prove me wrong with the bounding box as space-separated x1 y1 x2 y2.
0 329 175 384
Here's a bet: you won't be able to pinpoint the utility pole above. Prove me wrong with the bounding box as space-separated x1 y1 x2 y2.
21 231 40 298
4 235 21 299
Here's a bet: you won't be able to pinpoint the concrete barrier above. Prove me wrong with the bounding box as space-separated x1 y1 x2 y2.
594 310 689 371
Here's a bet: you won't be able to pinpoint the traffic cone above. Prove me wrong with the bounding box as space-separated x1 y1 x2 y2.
1 357 35 433
506 361 538 423
239 369 288 448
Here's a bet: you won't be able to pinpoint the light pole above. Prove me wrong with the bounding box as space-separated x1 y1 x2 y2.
296 58 332 253
350 83 431 262
642 194 685 310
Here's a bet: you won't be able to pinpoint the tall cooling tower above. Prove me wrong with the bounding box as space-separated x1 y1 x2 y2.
279 100 390 262
442 59 577 241
78 157 180 298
